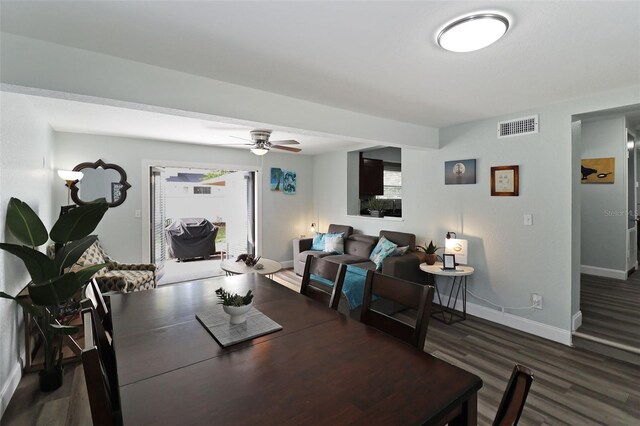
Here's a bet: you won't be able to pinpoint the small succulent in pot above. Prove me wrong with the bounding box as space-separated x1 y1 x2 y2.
215 287 254 307
365 198 387 217
417 240 441 265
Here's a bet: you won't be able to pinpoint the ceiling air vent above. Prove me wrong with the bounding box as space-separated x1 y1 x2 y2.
497 115 538 139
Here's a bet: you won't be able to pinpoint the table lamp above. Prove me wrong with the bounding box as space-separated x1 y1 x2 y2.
445 232 468 265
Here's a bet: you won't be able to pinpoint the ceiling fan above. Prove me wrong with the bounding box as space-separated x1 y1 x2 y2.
225 129 301 155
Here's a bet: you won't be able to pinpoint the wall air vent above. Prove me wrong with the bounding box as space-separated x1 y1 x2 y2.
497 115 539 139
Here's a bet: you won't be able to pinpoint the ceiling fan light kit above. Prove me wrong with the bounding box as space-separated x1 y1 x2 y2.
437 13 509 53
225 129 302 155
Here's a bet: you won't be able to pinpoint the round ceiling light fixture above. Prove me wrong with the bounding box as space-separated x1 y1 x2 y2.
437 13 509 53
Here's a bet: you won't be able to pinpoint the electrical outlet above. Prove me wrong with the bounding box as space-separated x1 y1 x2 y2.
523 214 533 226
134 209 141 218
532 293 543 309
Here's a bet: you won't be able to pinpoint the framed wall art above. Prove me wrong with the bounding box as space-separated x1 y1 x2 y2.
491 165 519 196
445 159 476 185
580 157 614 183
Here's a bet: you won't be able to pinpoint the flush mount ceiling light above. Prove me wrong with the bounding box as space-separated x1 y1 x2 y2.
250 147 269 156
437 13 509 52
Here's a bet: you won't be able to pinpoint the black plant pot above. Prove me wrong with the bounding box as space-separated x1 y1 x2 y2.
39 367 63 392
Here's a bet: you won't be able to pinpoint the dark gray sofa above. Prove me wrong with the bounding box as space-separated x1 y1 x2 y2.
293 225 427 285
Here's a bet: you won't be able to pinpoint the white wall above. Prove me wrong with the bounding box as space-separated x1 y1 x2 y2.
52 133 314 264
0 92 54 417
580 116 627 273
315 86 640 344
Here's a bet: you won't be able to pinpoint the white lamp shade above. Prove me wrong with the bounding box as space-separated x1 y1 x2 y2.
250 148 269 156
445 238 468 264
57 170 84 181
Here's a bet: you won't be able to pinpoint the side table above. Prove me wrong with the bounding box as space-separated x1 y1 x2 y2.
220 258 282 279
419 262 474 324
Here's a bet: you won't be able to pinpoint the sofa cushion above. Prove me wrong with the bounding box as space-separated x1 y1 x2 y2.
379 230 416 250
323 254 370 265
350 261 377 271
344 234 378 258
370 236 398 270
298 250 333 263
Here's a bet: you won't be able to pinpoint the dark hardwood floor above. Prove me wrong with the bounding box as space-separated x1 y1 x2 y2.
3 270 639 425
577 273 640 350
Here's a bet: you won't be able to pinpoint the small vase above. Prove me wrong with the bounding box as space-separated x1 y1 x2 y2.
425 254 437 265
223 304 252 324
39 366 63 392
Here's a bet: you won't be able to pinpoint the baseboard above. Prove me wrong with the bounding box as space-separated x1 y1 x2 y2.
572 310 583 332
438 294 573 346
580 264 627 280
280 260 294 269
0 360 22 419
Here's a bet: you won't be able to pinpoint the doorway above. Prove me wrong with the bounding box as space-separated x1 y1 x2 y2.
149 165 257 285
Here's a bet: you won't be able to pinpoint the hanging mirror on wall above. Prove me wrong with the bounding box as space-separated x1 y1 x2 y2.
70 159 131 207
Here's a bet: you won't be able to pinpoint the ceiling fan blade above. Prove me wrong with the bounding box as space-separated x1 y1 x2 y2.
270 139 300 145
229 135 253 142
272 145 302 153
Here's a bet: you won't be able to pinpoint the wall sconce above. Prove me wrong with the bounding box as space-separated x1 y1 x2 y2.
444 232 468 265
310 223 316 233
57 170 84 204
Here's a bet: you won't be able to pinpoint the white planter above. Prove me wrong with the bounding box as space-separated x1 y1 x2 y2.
223 303 252 324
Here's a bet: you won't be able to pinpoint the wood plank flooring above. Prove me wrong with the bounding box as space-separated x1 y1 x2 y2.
578 273 640 349
3 269 639 425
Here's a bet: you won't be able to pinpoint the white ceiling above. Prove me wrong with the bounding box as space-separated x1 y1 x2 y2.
27 95 358 155
2 1 639 128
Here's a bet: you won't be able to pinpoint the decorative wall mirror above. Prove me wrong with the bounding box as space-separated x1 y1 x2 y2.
70 159 131 207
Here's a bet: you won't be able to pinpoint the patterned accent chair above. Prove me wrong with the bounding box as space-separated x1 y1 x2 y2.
70 240 157 293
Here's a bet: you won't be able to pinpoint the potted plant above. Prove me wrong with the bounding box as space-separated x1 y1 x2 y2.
0 197 108 391
366 198 387 217
417 240 441 265
215 287 254 324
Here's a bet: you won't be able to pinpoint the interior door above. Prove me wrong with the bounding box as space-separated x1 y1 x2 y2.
627 131 637 272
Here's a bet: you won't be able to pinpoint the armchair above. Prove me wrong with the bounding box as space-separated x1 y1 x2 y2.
70 239 157 293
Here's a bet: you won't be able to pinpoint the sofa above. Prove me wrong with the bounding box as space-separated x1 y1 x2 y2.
293 225 427 285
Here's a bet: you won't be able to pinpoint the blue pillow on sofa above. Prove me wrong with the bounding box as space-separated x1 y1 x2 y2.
311 232 344 251
369 236 398 270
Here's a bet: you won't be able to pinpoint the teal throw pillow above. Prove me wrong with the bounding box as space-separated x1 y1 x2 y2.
369 236 398 270
392 245 410 256
311 232 326 251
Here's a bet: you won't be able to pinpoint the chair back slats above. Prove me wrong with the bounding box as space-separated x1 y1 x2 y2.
300 255 345 310
493 364 534 426
81 308 121 426
360 270 434 349
84 279 113 333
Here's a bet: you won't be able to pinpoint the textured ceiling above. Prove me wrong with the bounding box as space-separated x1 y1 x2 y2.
2 1 639 128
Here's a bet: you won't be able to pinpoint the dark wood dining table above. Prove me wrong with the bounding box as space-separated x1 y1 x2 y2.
110 274 482 425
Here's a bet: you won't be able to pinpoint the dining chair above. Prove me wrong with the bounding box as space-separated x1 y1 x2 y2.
82 278 113 333
360 270 434 349
81 307 121 426
493 364 534 426
300 254 347 310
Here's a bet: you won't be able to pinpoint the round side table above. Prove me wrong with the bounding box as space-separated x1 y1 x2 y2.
420 261 474 324
220 258 282 279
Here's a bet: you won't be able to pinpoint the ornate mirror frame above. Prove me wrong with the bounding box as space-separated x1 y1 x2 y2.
70 159 132 207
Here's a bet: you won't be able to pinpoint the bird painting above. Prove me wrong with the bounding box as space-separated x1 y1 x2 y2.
581 158 615 183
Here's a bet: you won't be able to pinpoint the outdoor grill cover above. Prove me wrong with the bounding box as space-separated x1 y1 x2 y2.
165 218 218 260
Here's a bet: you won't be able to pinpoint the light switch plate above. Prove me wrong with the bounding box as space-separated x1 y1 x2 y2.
135 209 141 218
523 214 533 226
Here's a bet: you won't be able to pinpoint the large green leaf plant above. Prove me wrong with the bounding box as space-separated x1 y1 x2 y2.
0 197 108 373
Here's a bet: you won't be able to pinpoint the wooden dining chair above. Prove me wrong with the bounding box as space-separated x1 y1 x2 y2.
360 270 434 349
493 364 534 426
82 278 113 333
300 255 347 310
81 307 121 426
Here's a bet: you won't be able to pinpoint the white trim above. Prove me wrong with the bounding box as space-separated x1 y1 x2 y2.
0 360 22 418
580 264 627 280
573 331 640 355
345 214 404 222
572 310 583 332
280 260 294 269
438 294 572 346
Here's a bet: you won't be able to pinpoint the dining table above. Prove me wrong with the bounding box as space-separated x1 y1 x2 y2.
110 273 482 425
